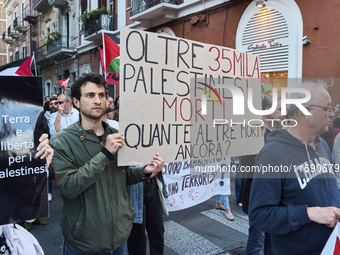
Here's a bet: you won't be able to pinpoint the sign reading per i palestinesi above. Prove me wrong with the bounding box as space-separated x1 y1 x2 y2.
0 76 48 225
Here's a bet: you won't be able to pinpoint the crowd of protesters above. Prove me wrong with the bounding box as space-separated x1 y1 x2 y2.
7 76 340 255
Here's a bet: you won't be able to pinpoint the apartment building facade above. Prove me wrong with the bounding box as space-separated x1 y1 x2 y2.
32 0 78 96
0 0 7 66
2 0 38 64
2 0 336 100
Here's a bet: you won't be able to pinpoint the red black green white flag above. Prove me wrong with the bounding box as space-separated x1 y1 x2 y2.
101 33 120 85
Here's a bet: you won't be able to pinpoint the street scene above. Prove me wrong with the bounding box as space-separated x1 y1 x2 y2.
1 0 340 254
31 176 249 255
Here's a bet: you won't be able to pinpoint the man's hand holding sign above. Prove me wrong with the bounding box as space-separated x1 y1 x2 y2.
36 133 54 168
105 133 164 177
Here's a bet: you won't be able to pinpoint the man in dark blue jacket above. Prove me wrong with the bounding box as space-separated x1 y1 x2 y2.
249 82 340 255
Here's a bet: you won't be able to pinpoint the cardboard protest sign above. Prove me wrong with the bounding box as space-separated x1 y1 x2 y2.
163 158 230 211
119 28 263 166
0 76 48 225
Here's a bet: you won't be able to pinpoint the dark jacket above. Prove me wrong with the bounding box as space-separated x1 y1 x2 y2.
240 154 256 214
240 128 271 214
50 121 149 254
249 129 340 255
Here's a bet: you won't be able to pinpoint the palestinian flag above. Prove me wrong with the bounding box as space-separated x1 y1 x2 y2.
101 33 120 85
334 237 340 255
0 56 34 76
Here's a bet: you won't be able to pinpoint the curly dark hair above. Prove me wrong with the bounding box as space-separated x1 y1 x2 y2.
71 72 108 101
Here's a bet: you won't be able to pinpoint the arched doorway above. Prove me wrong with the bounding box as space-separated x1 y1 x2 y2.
236 0 303 89
44 79 52 97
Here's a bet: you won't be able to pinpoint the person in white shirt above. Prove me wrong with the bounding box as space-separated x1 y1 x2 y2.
102 96 119 130
49 94 79 136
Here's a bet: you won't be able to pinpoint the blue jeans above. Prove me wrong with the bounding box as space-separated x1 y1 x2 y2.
216 195 230 210
63 241 127 255
246 224 273 255
246 224 264 255
235 176 242 204
128 179 164 255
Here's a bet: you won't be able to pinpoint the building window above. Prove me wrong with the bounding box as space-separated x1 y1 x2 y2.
31 41 36 55
64 69 70 80
10 56 13 62
71 72 76 83
22 46 27 58
79 63 92 75
81 0 87 13
15 51 19 60
98 0 107 9
109 0 114 13
45 80 51 97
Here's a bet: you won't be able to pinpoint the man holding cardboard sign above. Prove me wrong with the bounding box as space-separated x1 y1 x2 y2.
50 73 164 255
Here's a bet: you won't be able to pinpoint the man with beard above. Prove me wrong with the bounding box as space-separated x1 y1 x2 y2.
49 97 58 114
50 72 164 255
49 94 79 136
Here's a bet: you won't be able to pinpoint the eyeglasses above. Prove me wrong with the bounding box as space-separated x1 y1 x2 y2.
309 104 334 114
56 101 65 105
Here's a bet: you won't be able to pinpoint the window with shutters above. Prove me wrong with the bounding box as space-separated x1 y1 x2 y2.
242 8 289 73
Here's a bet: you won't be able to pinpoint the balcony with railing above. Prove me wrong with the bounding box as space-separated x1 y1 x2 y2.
32 0 50 12
8 25 20 39
34 35 77 67
14 17 29 33
130 0 181 23
23 5 39 23
82 13 118 45
48 0 68 10
2 31 14 44
84 13 117 37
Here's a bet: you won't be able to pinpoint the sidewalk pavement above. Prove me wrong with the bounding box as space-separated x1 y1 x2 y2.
30 173 246 255
30 181 63 255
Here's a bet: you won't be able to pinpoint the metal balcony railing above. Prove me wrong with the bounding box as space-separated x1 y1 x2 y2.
22 5 39 22
2 31 14 43
48 0 68 8
32 0 43 7
130 0 181 16
13 17 29 32
7 25 19 38
32 0 50 12
7 25 20 38
35 35 76 60
83 13 118 37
